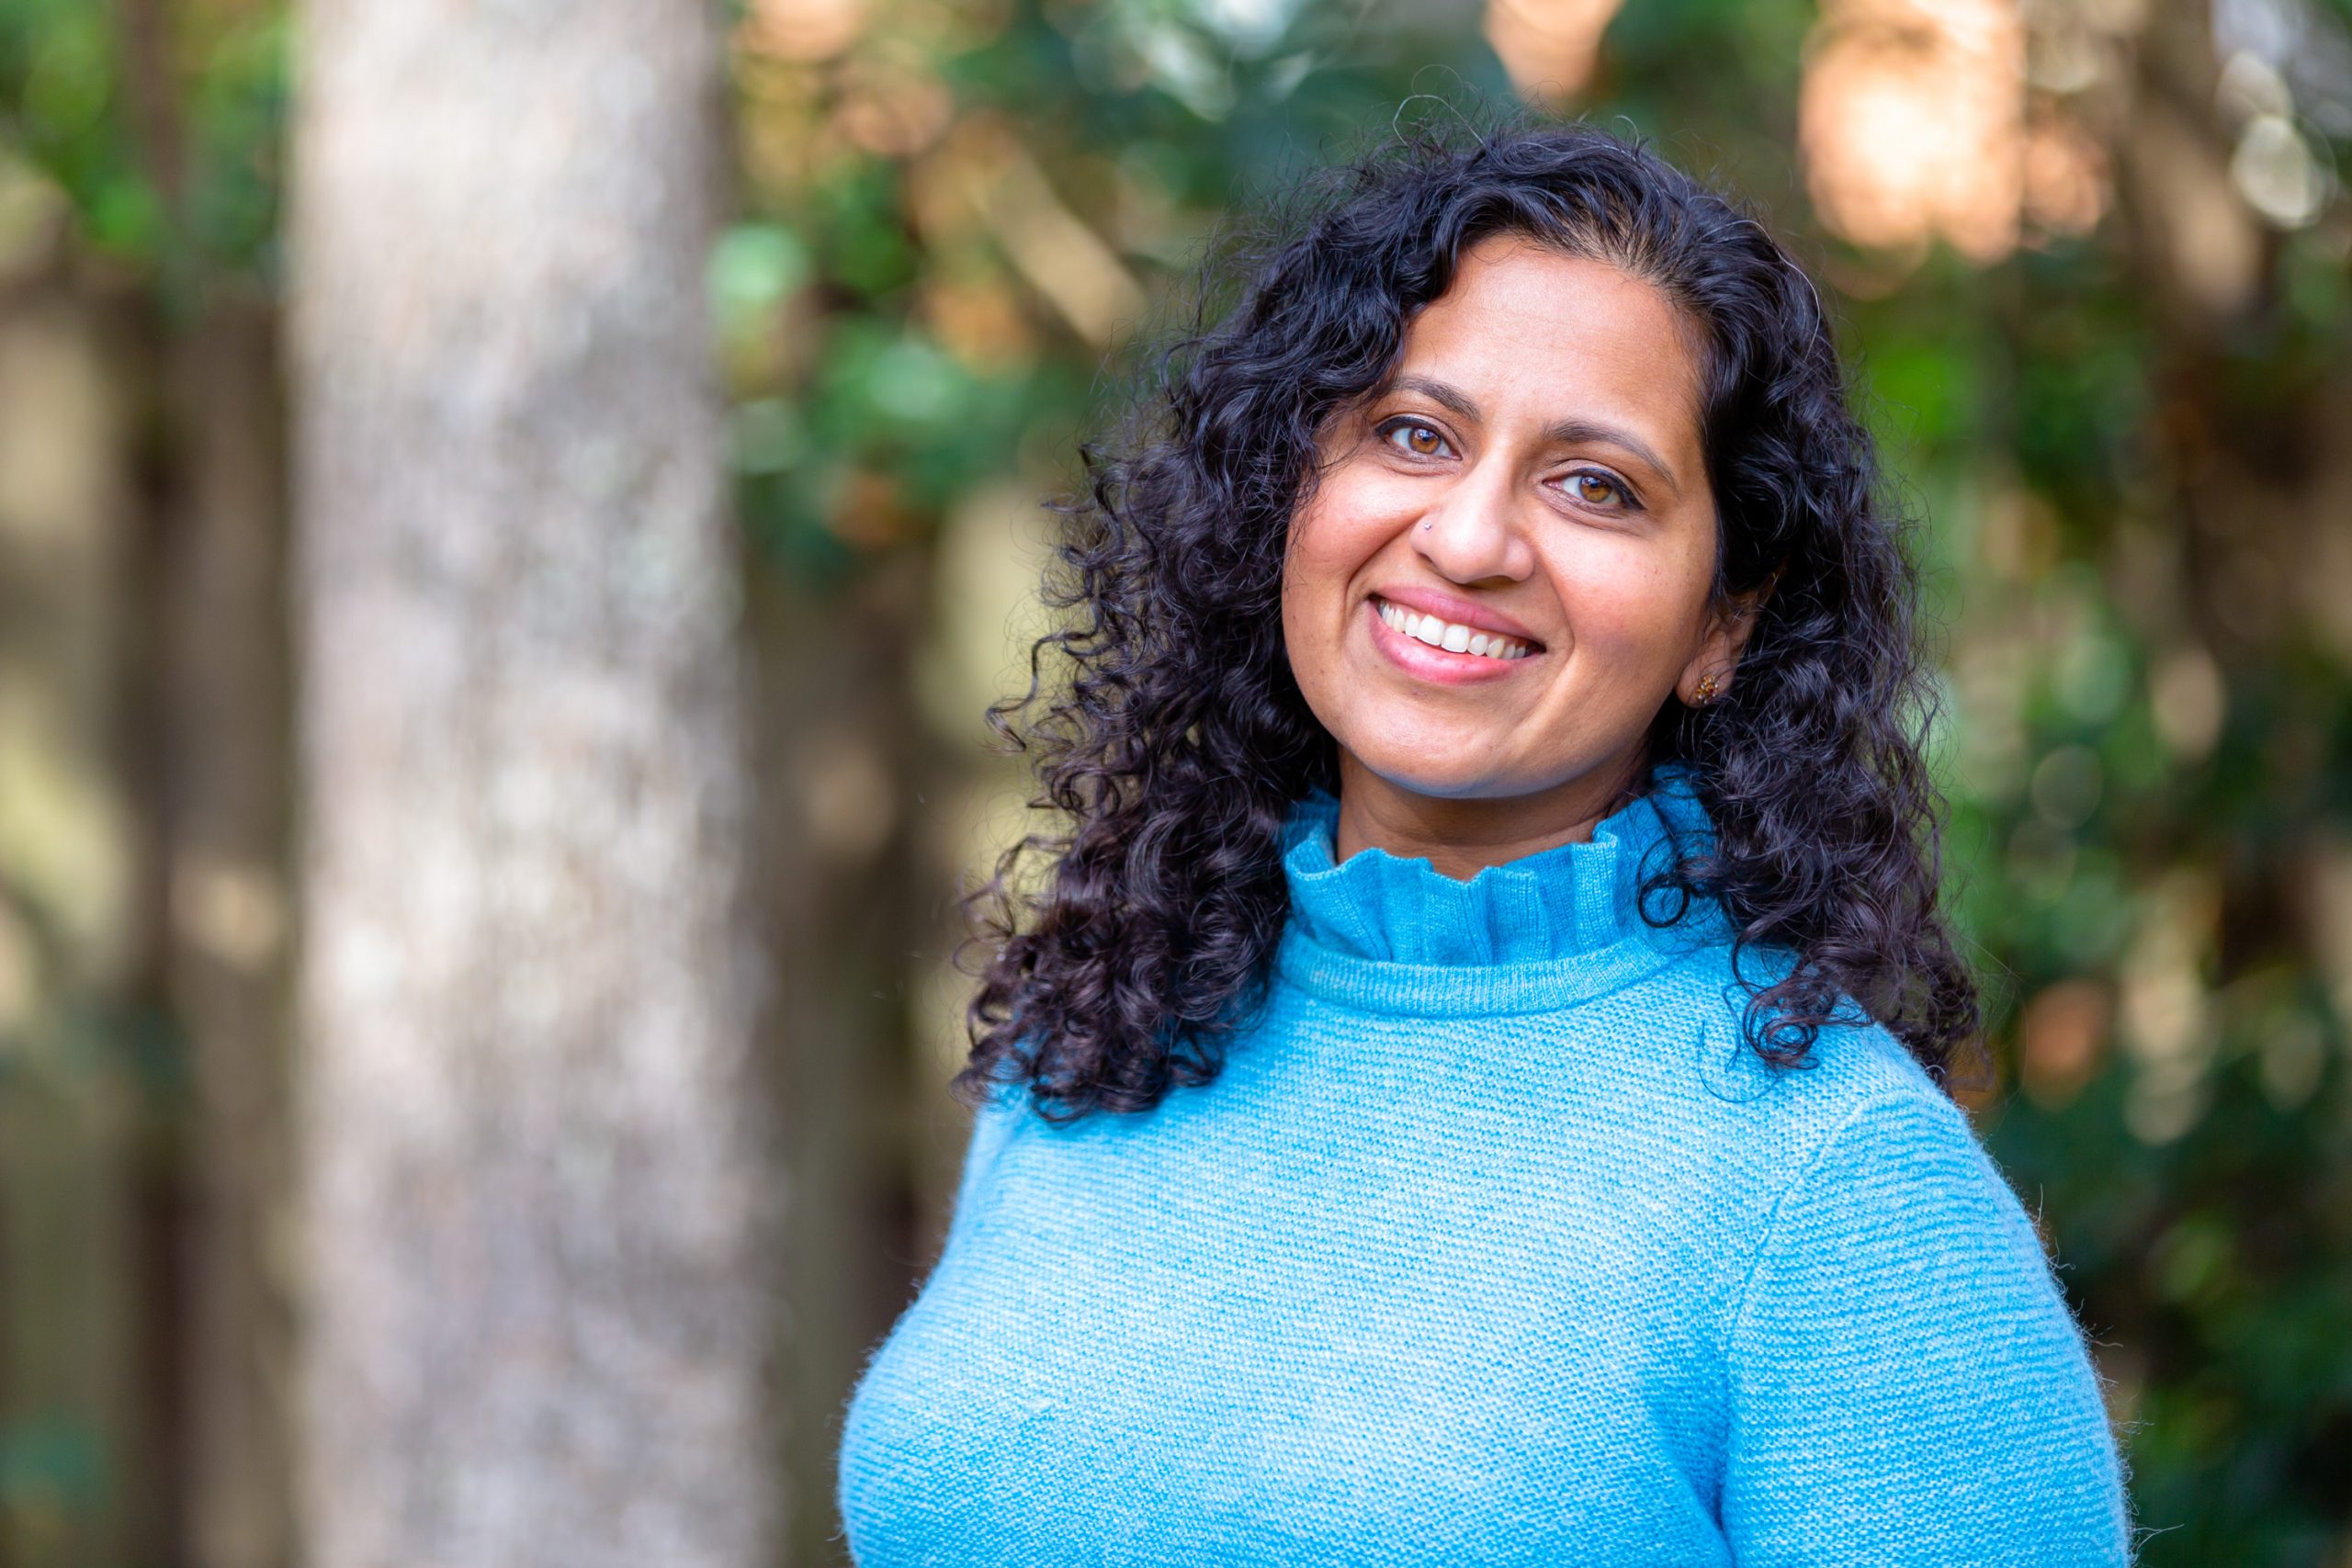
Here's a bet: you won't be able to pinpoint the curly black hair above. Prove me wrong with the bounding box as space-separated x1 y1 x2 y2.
953 116 1987 1122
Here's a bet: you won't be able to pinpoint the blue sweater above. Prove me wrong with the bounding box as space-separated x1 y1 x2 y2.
838 768 2137 1564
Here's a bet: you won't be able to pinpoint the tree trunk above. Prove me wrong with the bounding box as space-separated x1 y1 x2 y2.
286 2 785 1563
153 296 297 1568
747 558 924 1568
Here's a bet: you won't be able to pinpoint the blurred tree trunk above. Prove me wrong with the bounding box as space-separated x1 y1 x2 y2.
115 3 300 1561
151 295 296 1568
287 1 786 1564
747 558 926 1568
2107 3 2352 919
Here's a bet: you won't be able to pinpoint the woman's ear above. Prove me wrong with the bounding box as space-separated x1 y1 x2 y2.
1677 570 1779 707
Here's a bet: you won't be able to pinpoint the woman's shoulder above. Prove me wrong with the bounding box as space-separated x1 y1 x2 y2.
1611 946 2033 1247
1634 960 2061 1312
1632 938 1962 1124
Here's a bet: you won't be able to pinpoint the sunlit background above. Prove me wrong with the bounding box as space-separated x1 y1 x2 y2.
0 0 2346 1562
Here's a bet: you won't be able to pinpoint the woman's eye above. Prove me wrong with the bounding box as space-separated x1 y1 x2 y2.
1566 471 1629 508
1383 421 1453 458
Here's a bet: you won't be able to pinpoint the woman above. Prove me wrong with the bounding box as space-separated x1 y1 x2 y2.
838 121 2137 1564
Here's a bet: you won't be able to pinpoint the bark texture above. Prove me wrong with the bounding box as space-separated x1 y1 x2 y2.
288 3 784 1564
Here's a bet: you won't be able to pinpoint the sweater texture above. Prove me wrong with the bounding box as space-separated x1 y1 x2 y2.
837 765 2137 1565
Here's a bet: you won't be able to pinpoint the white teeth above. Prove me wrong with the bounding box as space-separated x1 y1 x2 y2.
1375 600 1529 660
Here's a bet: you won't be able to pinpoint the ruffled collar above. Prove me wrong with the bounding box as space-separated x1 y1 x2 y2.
1272 760 1733 1016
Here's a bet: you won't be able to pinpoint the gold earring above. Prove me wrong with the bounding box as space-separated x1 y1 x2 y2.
1693 671 1720 705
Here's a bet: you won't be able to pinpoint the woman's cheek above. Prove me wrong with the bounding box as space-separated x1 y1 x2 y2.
1301 475 1385 562
1551 545 1685 660
1286 490 1378 621
1280 507 1353 693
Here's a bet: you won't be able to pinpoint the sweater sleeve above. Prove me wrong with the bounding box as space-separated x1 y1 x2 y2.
1720 1090 2136 1567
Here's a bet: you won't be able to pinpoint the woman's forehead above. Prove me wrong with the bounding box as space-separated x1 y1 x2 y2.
1389 240 1708 462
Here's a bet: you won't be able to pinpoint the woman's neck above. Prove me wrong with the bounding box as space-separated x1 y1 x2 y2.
1331 749 1651 881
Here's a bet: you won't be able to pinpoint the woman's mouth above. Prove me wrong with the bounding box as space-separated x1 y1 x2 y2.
1372 596 1536 660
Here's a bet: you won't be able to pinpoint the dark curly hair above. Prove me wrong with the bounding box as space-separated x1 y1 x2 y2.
953 116 1988 1123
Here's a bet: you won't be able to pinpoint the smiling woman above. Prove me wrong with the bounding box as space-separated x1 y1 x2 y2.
838 121 2140 1564
1284 239 1753 877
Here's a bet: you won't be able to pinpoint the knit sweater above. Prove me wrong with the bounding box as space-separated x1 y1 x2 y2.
837 766 2137 1565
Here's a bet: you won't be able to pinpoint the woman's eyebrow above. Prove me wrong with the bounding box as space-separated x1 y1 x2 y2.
1390 373 1482 423
1539 418 1682 499
1386 374 1683 498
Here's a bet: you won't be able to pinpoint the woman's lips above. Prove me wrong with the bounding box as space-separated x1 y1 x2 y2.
1370 585 1545 649
1372 595 1537 660
1365 597 1540 684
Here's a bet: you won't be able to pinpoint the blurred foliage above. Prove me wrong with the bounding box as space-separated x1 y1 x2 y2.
0 0 283 290
717 0 1532 581
0 0 2348 1561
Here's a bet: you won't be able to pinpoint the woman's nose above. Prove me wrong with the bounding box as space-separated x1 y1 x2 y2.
1413 462 1531 584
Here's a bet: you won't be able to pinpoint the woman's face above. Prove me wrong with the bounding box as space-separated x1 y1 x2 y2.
1281 234 1764 857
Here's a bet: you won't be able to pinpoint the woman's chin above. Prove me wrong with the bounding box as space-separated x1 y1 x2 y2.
1344 750 1521 804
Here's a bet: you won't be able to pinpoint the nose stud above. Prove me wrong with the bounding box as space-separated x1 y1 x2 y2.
1421 520 1433 531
